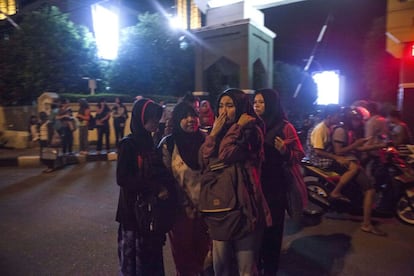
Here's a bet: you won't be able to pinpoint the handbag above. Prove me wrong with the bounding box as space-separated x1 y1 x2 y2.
199 161 257 241
134 192 177 236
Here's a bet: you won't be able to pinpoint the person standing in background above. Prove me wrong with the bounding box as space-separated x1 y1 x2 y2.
181 92 200 113
112 97 128 147
254 89 307 275
56 98 74 155
76 98 91 155
28 115 39 147
199 100 215 134
96 98 111 153
387 109 413 146
38 111 55 173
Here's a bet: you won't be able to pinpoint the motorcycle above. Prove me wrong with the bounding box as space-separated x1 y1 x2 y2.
302 145 414 225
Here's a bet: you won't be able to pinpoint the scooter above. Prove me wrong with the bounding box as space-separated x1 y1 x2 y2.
302 145 414 225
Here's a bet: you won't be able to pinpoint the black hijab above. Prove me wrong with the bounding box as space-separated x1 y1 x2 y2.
216 88 265 134
130 98 163 151
255 88 287 144
171 102 204 170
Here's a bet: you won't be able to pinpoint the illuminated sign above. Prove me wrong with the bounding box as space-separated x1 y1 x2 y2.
312 71 341 105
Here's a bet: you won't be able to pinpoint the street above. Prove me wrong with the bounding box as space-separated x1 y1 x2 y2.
0 162 413 276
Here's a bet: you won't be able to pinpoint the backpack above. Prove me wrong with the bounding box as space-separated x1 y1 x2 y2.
199 160 258 241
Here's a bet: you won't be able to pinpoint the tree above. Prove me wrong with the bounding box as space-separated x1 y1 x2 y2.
107 12 194 97
273 60 318 125
362 16 399 103
0 5 102 105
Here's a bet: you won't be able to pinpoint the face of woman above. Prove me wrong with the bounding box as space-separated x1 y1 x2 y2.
180 114 199 133
253 94 265 117
200 101 210 113
144 118 159 133
218 95 236 124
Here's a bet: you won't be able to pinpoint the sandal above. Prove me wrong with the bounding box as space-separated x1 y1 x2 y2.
360 225 387 237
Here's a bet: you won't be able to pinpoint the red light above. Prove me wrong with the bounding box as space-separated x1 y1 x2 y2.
412 44 414 57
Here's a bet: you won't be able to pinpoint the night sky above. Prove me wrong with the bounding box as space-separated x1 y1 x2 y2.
263 0 388 102
17 0 389 102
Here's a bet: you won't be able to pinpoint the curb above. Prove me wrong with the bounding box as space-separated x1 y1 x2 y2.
0 152 118 168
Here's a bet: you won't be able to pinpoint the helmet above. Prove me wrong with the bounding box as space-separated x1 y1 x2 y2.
340 106 364 125
353 106 370 121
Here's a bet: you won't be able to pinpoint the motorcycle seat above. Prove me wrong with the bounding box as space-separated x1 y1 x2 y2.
304 165 341 182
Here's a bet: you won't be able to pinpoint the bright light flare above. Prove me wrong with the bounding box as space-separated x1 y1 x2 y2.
91 2 119 60
312 70 340 105
169 16 186 29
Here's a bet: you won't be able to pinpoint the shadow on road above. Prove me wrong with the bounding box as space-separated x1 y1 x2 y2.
279 233 352 276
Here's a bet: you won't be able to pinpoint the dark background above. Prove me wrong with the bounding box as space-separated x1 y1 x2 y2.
17 0 389 103
263 0 388 103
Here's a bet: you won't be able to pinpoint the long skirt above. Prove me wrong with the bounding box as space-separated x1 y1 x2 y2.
117 224 165 276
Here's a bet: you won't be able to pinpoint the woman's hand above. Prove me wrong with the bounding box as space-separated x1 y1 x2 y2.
210 112 226 137
274 136 287 154
237 113 255 127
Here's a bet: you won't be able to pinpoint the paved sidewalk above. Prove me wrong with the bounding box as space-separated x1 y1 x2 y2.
0 146 117 167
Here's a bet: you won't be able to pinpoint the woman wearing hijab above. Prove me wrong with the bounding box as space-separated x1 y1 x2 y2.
200 88 271 275
76 98 91 154
159 101 211 275
116 98 175 276
253 88 307 275
199 100 215 133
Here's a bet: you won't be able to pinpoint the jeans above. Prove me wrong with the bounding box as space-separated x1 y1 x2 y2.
96 124 110 151
212 229 262 276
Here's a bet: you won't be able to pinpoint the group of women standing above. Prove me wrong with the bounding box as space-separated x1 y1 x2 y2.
115 88 307 275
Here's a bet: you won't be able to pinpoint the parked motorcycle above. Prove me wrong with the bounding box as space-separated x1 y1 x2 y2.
302 145 414 225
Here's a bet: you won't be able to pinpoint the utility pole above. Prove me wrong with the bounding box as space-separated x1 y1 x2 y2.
293 13 332 98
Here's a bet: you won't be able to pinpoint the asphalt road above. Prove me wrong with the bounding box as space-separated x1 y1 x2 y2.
0 162 413 276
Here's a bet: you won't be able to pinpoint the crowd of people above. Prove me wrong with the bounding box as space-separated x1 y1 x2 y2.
28 96 130 172
114 88 308 276
28 90 413 275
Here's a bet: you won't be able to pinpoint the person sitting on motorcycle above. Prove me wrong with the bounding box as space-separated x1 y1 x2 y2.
308 105 387 236
331 107 369 202
308 104 354 200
